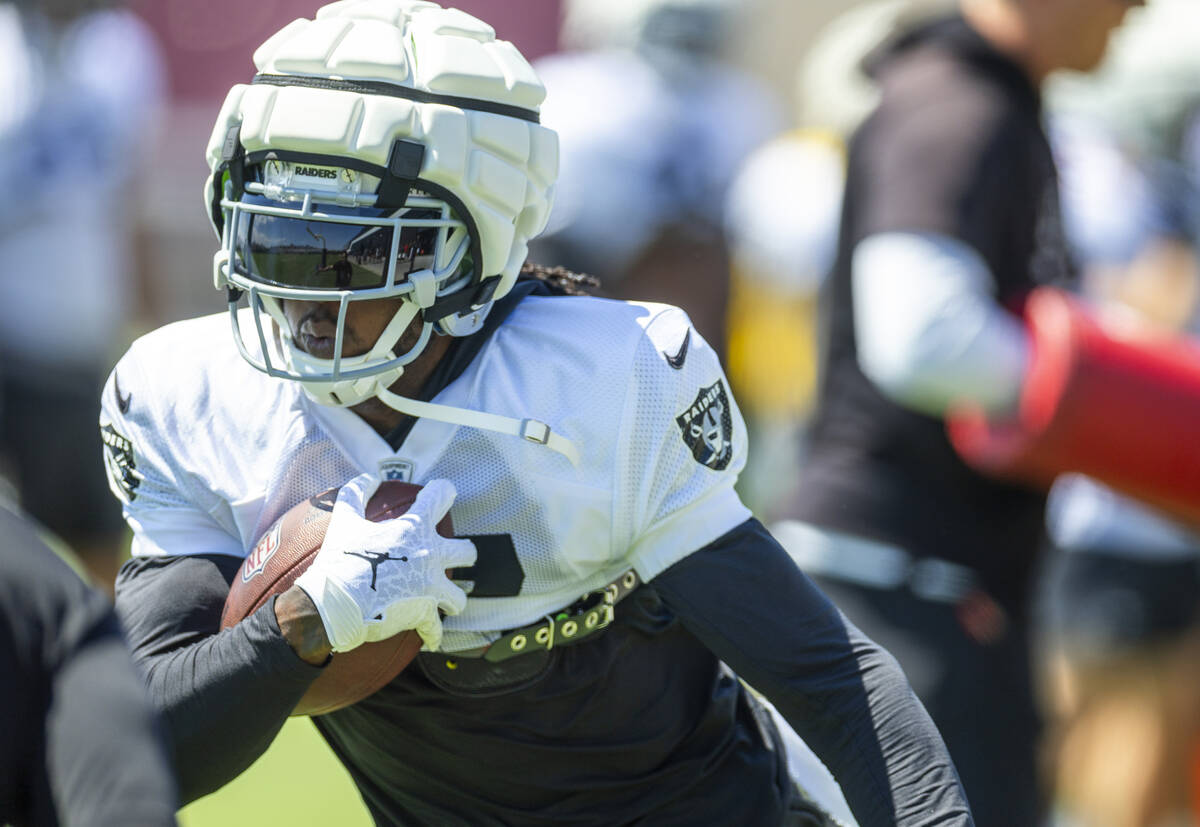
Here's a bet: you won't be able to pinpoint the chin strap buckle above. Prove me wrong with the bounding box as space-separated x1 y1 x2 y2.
520 419 551 445
375 387 582 467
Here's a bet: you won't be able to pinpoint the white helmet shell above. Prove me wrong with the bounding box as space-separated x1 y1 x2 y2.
207 0 558 302
202 1 559 406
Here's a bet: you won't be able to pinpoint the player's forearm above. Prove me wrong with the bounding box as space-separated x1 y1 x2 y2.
652 520 974 826
141 607 319 800
754 621 972 826
115 555 324 803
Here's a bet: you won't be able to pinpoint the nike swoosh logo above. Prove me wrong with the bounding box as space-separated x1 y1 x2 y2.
114 375 131 415
664 329 690 370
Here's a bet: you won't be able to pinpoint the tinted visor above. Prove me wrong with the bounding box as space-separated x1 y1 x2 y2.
232 194 442 290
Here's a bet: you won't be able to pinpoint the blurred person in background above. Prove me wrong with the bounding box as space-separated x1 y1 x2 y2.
721 130 843 520
722 0 953 521
528 0 782 356
0 496 178 826
770 0 1144 823
1038 51 1200 825
0 0 164 591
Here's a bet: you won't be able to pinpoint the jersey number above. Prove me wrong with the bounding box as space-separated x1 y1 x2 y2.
453 534 523 597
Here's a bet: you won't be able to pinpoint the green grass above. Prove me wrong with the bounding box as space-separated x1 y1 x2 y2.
178 717 372 827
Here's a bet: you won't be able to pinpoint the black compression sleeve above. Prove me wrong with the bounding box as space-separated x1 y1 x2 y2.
651 519 973 827
114 555 325 804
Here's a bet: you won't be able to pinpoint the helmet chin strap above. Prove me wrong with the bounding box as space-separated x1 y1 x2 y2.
257 295 581 467
375 385 581 467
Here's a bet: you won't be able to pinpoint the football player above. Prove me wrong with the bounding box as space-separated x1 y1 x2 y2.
102 3 971 824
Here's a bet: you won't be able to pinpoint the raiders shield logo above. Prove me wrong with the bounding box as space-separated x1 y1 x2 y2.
100 424 141 503
676 380 733 470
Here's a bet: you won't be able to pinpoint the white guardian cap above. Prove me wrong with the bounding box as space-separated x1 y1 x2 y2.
205 0 558 408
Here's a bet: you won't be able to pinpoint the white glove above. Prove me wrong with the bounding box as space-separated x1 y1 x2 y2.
294 474 477 653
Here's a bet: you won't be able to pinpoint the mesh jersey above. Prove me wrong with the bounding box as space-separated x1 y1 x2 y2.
100 295 751 653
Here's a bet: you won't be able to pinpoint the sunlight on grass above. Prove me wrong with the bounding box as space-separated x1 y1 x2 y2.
178 717 371 827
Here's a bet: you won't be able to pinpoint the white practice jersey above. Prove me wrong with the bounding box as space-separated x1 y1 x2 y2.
100 295 751 653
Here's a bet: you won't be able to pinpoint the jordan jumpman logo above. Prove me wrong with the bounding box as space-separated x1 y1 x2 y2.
345 550 408 591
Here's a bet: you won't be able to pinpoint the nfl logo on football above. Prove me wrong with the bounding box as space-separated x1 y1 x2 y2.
241 523 281 583
379 458 414 482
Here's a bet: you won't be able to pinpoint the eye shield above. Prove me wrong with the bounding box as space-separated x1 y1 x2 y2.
212 146 482 312
231 194 452 292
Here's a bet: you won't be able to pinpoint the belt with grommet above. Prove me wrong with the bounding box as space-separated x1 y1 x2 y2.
482 569 641 663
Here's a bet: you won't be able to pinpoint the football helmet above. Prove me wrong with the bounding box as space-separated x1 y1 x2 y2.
206 0 558 409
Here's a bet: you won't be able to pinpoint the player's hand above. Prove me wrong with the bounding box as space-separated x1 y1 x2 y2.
293 473 477 653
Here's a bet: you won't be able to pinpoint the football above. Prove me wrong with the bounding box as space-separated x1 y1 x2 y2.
220 480 453 716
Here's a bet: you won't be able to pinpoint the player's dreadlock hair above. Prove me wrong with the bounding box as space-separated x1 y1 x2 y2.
518 261 601 296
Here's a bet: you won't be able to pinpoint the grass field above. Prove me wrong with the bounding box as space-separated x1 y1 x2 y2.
178 717 372 827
